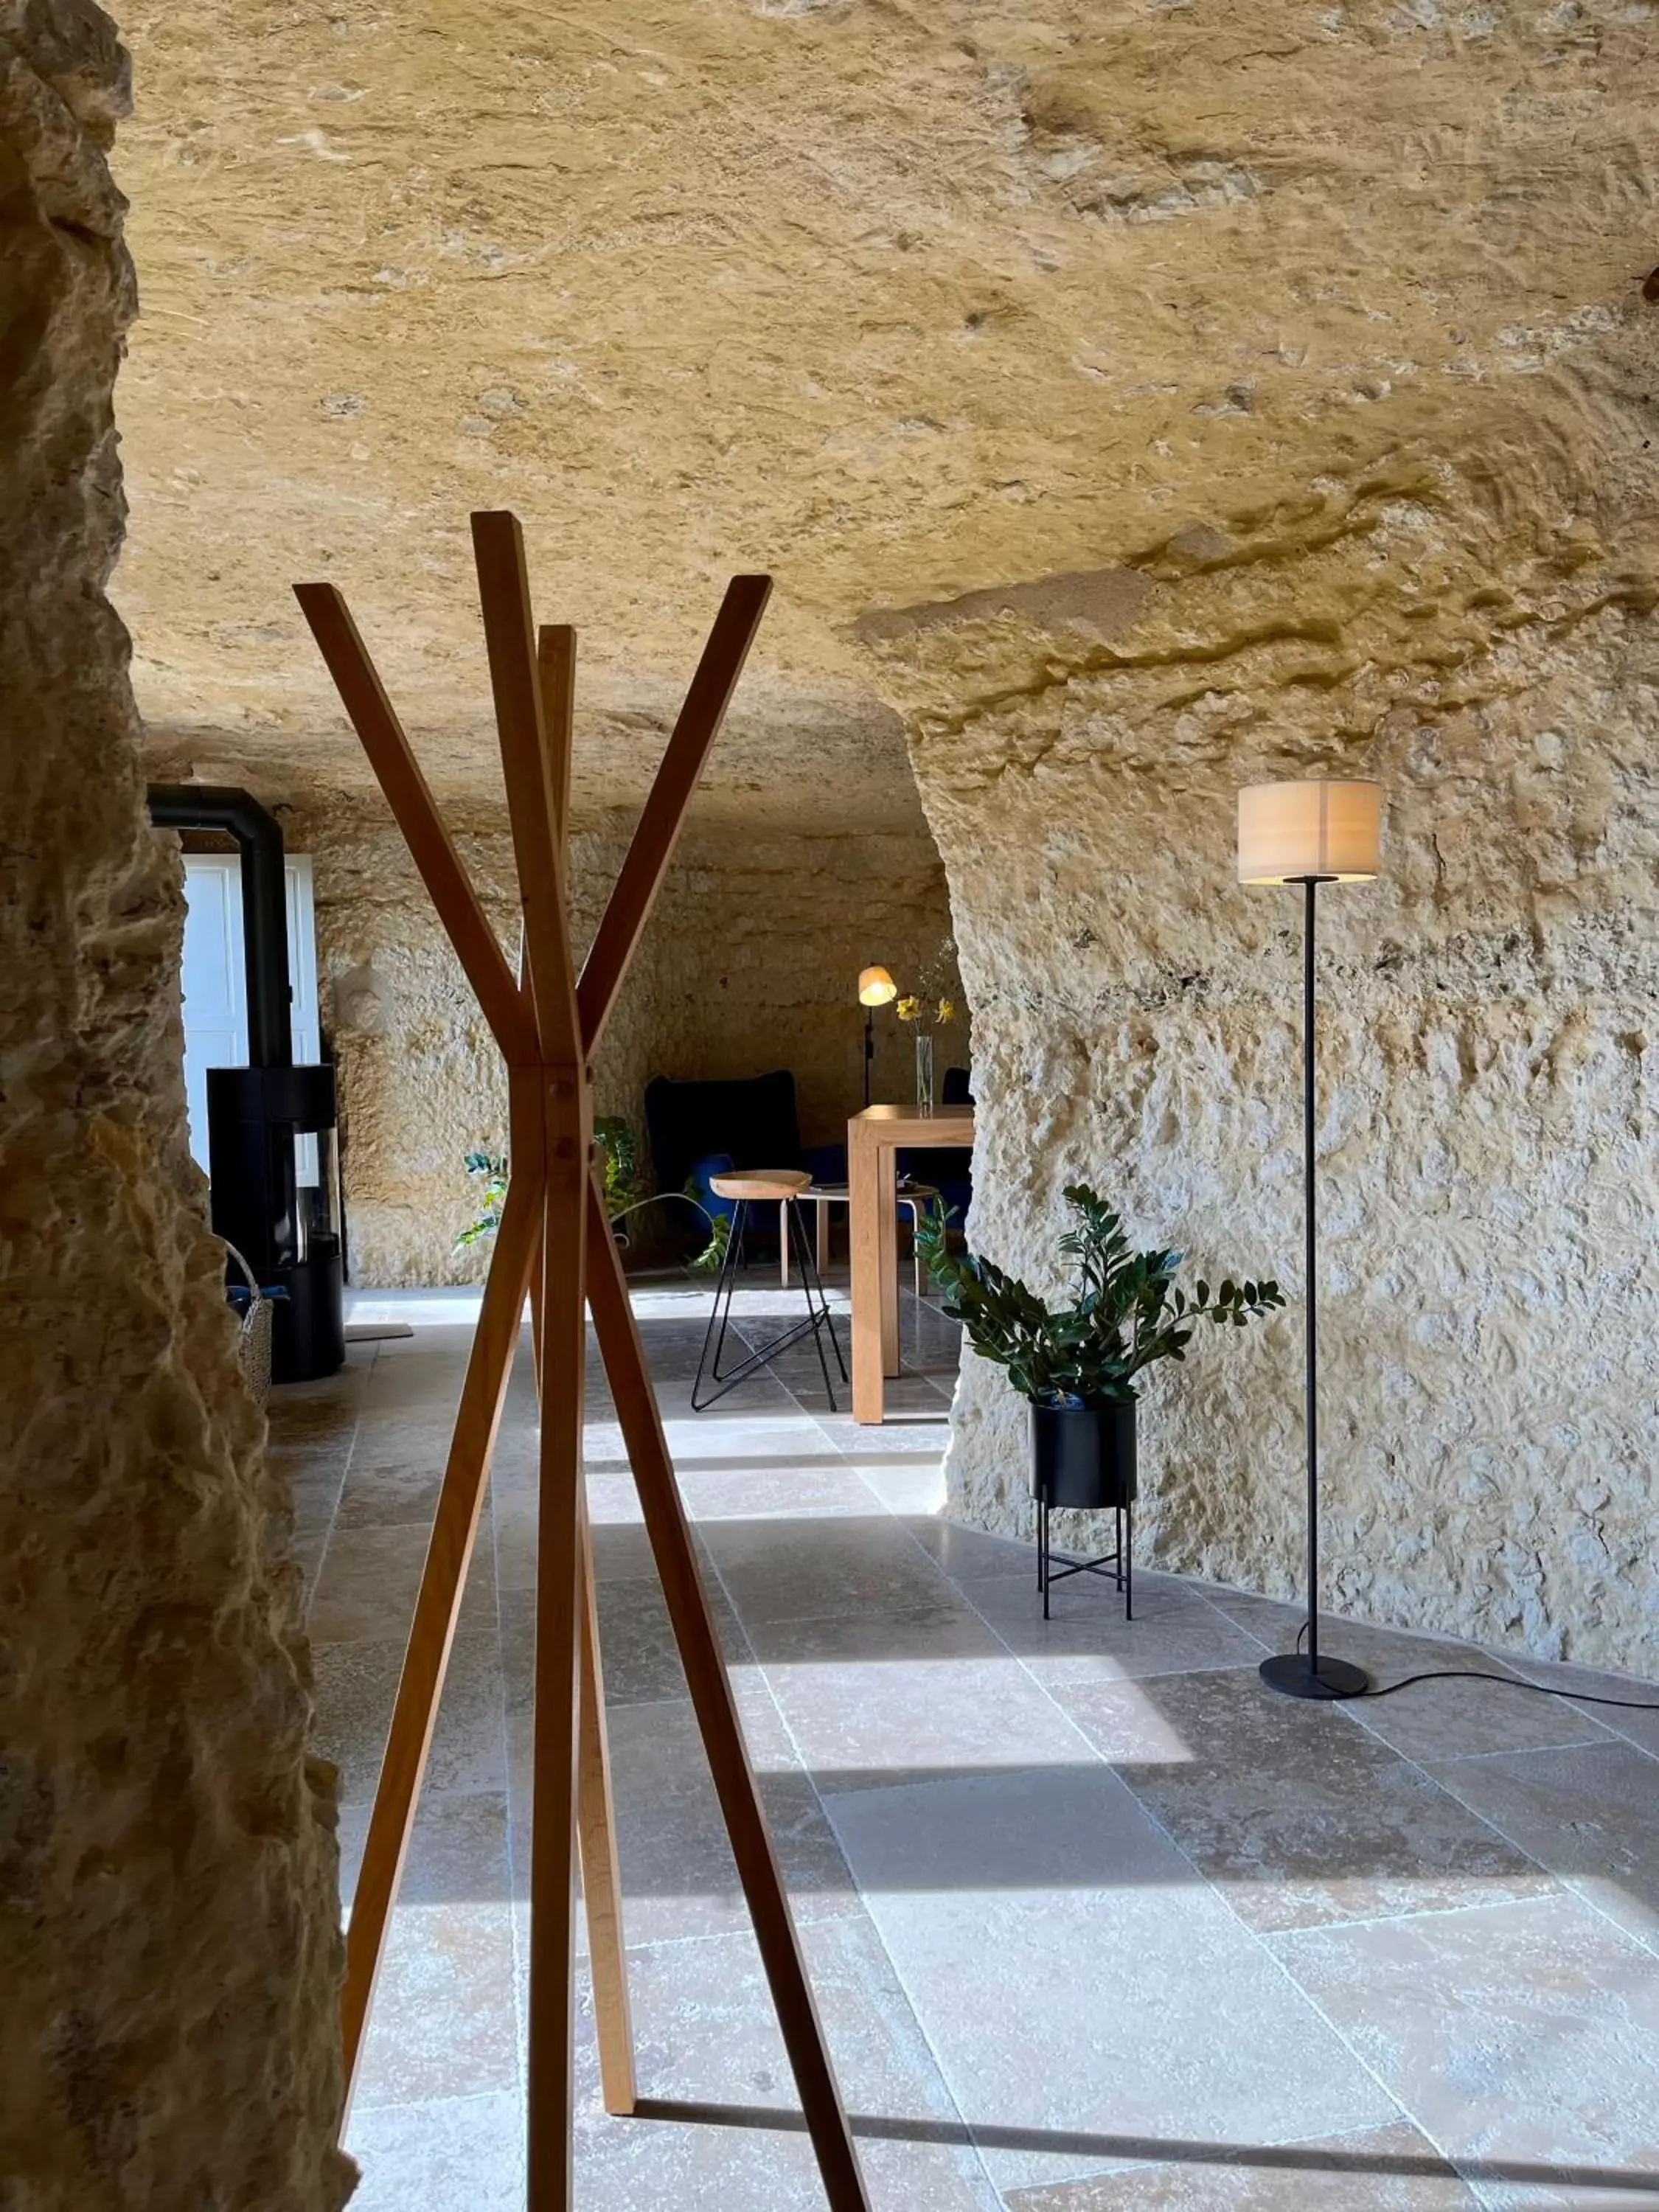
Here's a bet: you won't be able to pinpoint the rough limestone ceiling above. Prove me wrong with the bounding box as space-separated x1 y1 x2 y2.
113 0 1657 822
107 0 1659 1667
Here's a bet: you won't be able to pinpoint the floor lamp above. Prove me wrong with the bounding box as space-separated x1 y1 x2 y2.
858 964 897 1107
1238 778 1382 1702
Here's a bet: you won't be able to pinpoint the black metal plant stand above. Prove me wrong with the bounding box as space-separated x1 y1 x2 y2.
1258 876 1368 1701
1037 1496 1133 1622
692 1194 848 1412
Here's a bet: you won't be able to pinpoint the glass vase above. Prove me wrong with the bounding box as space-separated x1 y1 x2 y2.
914 1031 936 1114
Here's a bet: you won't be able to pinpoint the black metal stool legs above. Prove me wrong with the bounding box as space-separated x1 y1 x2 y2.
691 1196 751 1411
692 1195 846 1413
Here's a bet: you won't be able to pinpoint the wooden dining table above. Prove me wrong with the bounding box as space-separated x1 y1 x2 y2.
847 1102 975 1422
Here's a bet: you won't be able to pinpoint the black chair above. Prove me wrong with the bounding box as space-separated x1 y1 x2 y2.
644 1070 806 1261
644 1069 802 1194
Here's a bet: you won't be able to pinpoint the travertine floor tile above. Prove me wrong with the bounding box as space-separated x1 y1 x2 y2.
305 1288 1659 2212
1272 1893 1659 2208
344 1793 518 2110
344 2091 525 2211
1002 2122 1480 2210
701 1512 959 1627
677 1458 884 1520
963 1571 1270 1688
1511 1656 1659 1762
901 1512 1038 1582
501 1688 858 1945
308 1518 498 1642
1321 1625 1617 1763
754 1601 1093 1790
571 1916 1001 2211
827 1765 1396 2192
498 1573 748 1715
1426 1739 1659 1950
312 1628 506 1804
1059 1666 1555 1933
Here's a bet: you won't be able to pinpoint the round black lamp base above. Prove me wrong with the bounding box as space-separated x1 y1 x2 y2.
1259 1652 1369 1702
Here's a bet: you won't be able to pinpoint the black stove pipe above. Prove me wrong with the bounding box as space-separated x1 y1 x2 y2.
147 783 293 1068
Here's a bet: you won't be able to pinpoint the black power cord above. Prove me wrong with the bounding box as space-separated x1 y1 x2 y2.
1365 1669 1659 1710
1292 1619 1659 1711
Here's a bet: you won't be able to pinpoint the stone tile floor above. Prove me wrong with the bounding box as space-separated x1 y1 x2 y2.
274 1274 1659 2210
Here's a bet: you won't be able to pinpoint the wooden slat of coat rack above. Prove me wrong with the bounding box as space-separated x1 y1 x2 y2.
294 520 871 2212
334 1171 540 2090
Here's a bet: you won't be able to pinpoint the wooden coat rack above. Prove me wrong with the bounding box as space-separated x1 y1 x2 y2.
294 513 870 2212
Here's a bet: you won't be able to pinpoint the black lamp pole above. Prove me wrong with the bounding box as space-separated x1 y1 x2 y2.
1259 875 1368 1701
863 1009 875 1109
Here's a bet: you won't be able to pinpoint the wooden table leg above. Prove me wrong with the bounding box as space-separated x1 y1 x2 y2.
877 1141 900 1377
849 1127 883 1422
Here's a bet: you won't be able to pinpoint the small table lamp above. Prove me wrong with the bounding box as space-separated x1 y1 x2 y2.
1238 779 1382 1701
858 965 897 1107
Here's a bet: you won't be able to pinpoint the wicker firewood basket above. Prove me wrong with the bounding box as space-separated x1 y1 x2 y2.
226 1242 273 1408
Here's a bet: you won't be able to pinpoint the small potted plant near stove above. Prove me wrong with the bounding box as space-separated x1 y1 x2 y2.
917 1183 1283 1536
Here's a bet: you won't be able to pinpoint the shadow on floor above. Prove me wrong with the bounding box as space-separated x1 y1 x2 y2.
635 2101 1659 2197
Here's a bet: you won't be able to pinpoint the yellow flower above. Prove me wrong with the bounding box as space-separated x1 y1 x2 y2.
896 995 921 1021
936 996 956 1024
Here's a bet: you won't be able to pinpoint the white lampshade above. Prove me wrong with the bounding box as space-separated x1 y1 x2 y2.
1237 779 1382 885
858 964 898 1007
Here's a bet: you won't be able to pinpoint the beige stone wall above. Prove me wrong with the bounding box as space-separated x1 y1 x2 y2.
880 425 1659 1678
285 797 954 1285
0 8 348 2204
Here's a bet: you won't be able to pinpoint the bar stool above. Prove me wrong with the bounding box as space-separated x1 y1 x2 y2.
692 1169 848 1411
782 1180 941 1298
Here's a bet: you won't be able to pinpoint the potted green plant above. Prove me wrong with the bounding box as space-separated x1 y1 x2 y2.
456 1124 730 1268
915 1184 1283 1513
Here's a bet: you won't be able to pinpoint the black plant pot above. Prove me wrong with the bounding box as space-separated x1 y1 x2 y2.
1029 1399 1138 1511
1030 1399 1137 1619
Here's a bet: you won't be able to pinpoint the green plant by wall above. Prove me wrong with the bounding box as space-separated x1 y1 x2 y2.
916 1183 1282 1408
594 1115 644 1215
455 1150 508 1250
456 1124 726 1269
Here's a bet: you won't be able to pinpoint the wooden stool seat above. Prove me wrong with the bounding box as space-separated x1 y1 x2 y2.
710 1169 810 1203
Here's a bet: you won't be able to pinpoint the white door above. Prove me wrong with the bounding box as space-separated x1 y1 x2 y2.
181 854 320 1175
180 858 247 1172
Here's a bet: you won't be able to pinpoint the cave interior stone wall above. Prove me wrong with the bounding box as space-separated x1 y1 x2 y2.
0 4 347 2205
878 428 1659 1680
279 796 956 1287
